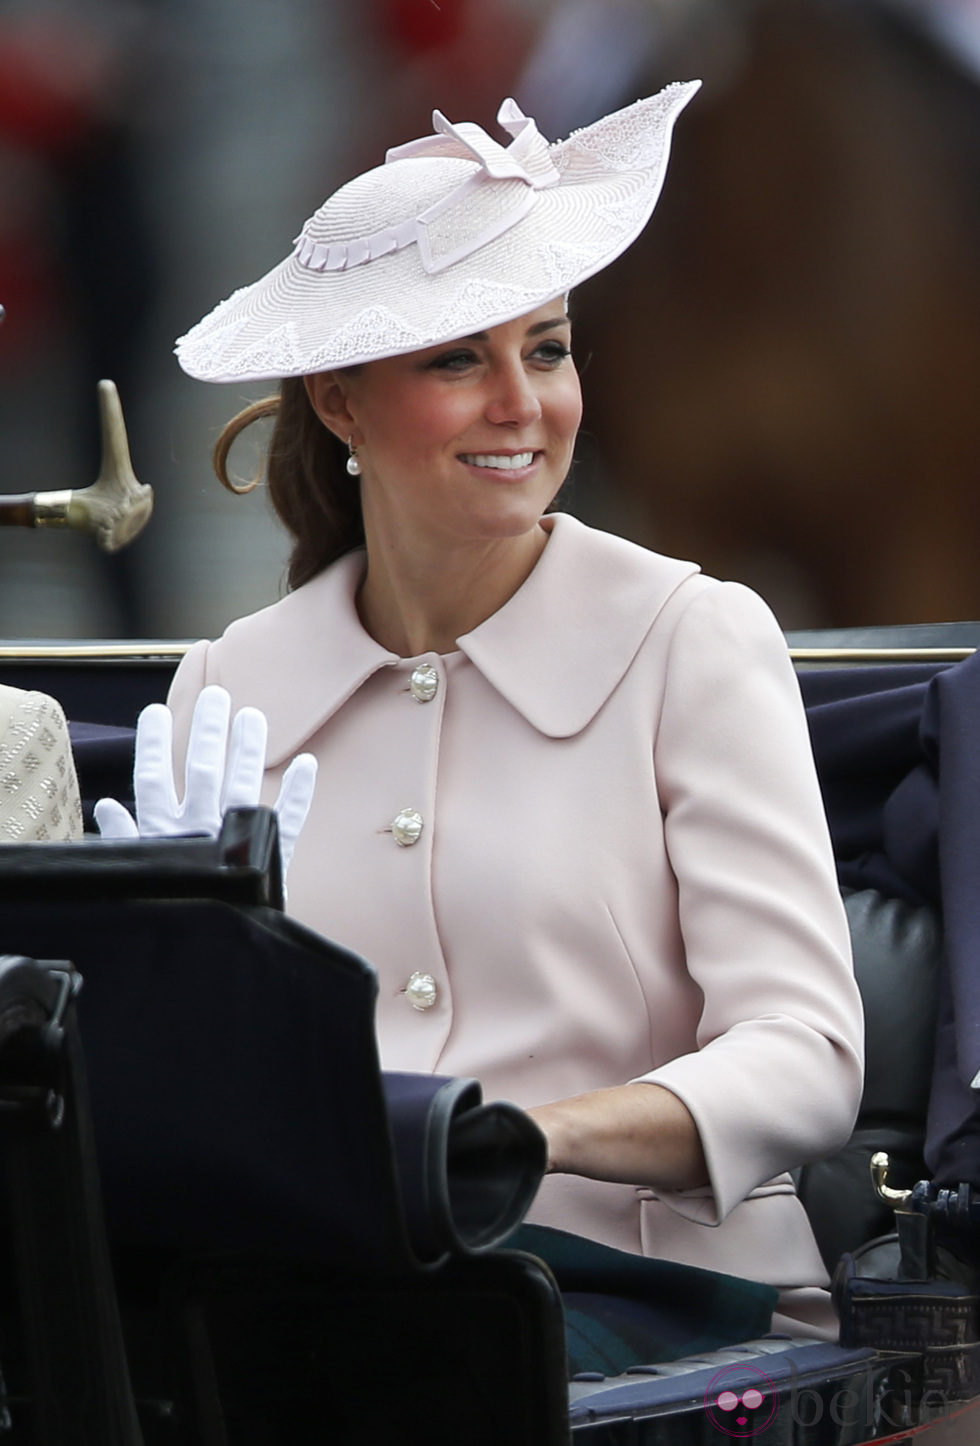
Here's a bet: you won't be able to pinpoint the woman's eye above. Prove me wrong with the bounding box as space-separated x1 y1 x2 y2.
428 349 478 371
532 341 572 365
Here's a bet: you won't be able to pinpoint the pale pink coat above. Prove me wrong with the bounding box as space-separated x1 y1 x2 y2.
167 514 863 1313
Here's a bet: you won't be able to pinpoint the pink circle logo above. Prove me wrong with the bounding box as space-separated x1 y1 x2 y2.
703 1364 779 1437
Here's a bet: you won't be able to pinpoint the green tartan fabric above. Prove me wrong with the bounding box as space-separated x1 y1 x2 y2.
503 1223 777 1376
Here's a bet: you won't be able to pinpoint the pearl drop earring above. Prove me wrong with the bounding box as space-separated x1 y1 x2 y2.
346 437 362 477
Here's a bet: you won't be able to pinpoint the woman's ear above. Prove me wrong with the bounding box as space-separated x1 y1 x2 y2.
304 372 357 445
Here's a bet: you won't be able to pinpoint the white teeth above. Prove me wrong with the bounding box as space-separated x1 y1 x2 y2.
461 451 534 470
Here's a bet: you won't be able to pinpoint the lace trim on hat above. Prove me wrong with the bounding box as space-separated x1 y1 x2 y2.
557 82 697 174
178 238 592 377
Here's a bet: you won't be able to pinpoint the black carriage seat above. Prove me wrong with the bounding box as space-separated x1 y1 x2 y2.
788 620 980 1275
795 886 942 1274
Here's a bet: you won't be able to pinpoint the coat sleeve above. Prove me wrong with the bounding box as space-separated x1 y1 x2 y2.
636 579 864 1225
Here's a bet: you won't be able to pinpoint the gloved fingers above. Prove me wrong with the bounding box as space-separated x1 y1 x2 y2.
93 796 140 839
221 705 268 814
179 686 232 835
272 752 318 877
132 702 181 836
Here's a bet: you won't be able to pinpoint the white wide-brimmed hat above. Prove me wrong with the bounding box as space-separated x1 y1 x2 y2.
175 81 700 383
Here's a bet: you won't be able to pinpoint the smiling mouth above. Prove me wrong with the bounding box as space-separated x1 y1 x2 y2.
459 451 535 470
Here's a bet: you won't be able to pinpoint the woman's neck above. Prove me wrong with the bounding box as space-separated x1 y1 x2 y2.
356 524 550 657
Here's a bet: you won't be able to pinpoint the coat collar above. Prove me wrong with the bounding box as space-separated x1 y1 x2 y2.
456 514 699 737
216 514 700 764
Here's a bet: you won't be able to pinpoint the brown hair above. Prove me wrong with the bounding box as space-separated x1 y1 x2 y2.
213 377 363 590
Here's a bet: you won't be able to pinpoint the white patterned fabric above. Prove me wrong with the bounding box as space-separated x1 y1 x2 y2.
0 684 83 842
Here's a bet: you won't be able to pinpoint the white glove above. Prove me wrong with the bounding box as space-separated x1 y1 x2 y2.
94 685 317 880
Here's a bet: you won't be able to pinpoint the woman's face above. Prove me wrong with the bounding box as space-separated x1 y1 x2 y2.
307 302 582 552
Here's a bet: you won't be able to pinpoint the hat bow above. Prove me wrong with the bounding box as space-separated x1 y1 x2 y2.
293 100 561 278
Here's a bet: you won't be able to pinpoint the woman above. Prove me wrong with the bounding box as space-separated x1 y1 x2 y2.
107 85 864 1338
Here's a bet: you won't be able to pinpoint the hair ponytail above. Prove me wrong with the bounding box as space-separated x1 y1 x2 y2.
213 377 364 589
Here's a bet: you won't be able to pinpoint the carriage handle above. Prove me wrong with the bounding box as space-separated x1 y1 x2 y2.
0 307 153 553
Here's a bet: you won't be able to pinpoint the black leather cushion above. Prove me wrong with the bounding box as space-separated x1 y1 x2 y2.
846 888 942 1122
796 888 942 1273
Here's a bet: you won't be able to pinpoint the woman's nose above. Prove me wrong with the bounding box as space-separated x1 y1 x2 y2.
484 365 543 426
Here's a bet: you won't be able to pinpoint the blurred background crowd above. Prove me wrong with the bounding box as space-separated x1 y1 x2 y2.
1 0 979 640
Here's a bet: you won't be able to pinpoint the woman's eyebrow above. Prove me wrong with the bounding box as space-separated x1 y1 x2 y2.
460 317 571 343
528 317 572 336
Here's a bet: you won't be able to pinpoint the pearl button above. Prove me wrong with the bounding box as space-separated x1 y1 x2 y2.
406 972 438 1010
409 663 439 703
391 808 424 846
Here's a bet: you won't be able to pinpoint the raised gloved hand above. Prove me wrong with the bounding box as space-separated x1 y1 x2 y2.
94 685 317 880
